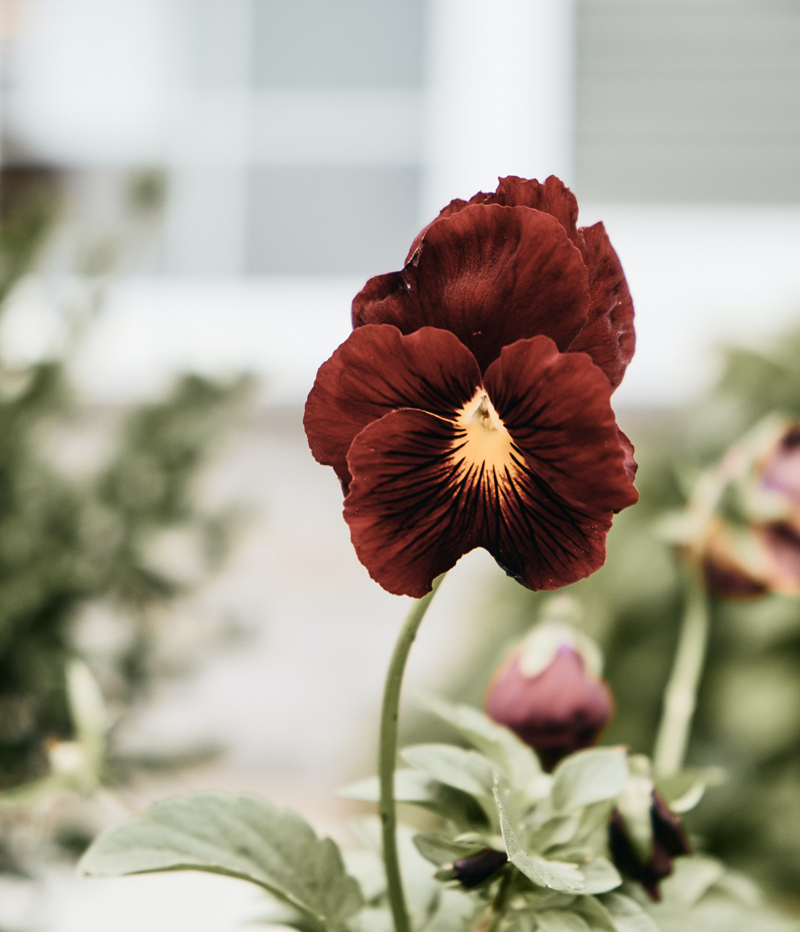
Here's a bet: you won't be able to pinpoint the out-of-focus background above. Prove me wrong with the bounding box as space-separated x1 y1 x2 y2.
0 0 799 929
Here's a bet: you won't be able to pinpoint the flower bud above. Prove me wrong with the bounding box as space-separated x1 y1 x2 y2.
485 612 613 772
449 847 508 888
608 789 691 901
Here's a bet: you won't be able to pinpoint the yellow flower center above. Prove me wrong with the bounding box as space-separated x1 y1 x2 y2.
454 389 516 474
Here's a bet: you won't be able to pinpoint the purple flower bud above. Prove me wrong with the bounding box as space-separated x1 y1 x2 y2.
485 639 614 772
451 847 508 888
608 790 691 901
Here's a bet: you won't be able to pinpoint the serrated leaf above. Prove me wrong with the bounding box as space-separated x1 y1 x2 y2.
552 750 628 814
79 792 362 932
575 857 621 895
402 744 496 798
412 833 484 866
599 893 660 932
493 785 584 893
535 910 592 932
423 696 543 787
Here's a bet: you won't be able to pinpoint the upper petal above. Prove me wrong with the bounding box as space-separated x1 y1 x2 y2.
353 204 590 373
404 175 578 263
402 176 635 389
304 325 481 489
567 222 635 390
483 336 639 514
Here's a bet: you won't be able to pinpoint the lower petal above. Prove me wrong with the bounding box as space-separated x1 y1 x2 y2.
343 407 624 597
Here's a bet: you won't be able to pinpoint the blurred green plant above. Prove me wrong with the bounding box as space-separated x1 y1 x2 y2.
0 169 252 871
448 325 800 904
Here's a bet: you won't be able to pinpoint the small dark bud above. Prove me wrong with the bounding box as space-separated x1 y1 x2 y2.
609 790 691 901
451 847 508 888
486 621 613 772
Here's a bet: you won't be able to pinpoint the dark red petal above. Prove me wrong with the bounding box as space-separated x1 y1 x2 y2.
617 429 639 483
343 409 480 597
493 175 580 242
652 791 691 858
343 397 631 596
304 325 481 489
402 178 635 389
353 204 589 373
484 337 639 515
405 176 580 261
567 222 635 390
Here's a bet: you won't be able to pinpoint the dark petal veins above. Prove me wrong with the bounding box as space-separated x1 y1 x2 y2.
344 410 481 597
304 325 481 490
343 403 627 598
567 222 635 390
484 336 639 514
353 204 590 373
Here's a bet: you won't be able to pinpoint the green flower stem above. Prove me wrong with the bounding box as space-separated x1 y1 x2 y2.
653 563 711 777
379 574 446 932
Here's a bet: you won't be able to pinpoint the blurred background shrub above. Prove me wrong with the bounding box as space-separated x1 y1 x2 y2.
0 175 251 874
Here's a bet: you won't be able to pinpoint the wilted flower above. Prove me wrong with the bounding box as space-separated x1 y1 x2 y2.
447 847 508 888
305 176 637 597
669 418 800 598
609 788 691 901
485 613 613 771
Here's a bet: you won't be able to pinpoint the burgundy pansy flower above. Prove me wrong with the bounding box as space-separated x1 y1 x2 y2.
485 620 613 771
305 176 638 597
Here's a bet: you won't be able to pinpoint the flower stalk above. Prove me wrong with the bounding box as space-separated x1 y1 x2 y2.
653 563 710 776
379 574 445 932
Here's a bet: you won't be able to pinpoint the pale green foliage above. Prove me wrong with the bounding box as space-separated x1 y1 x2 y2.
79 700 799 932
79 792 363 932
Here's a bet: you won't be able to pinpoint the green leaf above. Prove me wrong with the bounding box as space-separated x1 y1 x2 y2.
401 744 496 798
658 855 725 907
78 792 363 932
339 770 487 827
552 750 628 814
339 770 435 803
655 768 725 815
494 785 584 893
425 888 478 932
412 833 484 866
572 896 618 932
535 910 592 932
423 696 544 789
599 893 660 932
573 857 621 895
